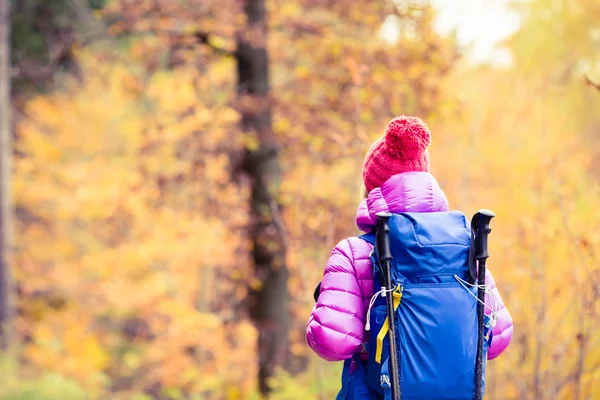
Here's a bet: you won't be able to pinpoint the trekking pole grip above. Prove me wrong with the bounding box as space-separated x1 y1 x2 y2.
376 212 393 263
474 209 495 262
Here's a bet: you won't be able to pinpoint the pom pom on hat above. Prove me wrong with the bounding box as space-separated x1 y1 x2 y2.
362 116 432 193
382 116 431 158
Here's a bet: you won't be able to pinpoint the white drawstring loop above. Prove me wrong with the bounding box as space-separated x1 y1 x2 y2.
365 284 401 331
454 274 500 328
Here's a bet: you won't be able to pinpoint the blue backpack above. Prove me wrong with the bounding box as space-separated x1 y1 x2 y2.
335 211 493 400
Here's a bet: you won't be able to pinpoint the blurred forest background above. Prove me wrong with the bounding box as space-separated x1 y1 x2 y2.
0 0 599 399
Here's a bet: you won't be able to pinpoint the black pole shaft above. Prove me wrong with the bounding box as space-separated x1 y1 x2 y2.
383 259 402 400
376 212 402 400
472 209 495 400
474 257 486 400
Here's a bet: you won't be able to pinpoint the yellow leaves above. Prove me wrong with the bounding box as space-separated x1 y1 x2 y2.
128 35 165 65
123 351 141 369
18 60 145 163
221 107 240 123
195 376 223 394
248 277 263 292
295 65 310 79
22 96 66 131
158 299 222 332
167 114 202 141
274 116 292 135
407 63 423 81
26 309 110 387
237 320 258 342
242 133 260 151
146 70 199 114
63 325 110 371
143 141 187 178
18 124 62 162
204 154 230 182
12 43 252 397
278 2 302 18
53 239 79 260
205 57 236 85
118 117 145 153
138 301 229 390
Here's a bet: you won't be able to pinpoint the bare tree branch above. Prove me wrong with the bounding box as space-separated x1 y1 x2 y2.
66 0 111 44
584 74 600 92
11 36 74 81
553 359 600 394
144 29 236 57
193 31 236 57
553 175 600 293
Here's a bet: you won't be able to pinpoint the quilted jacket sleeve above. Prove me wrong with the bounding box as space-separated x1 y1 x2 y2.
306 239 365 361
485 267 514 360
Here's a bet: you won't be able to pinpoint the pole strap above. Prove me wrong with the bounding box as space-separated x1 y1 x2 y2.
376 286 403 363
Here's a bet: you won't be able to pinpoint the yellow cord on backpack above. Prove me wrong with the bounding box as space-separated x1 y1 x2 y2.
375 286 403 363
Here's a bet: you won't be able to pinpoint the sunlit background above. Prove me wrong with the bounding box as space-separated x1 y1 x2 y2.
0 0 599 399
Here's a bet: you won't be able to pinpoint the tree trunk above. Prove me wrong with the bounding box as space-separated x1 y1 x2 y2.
236 0 290 395
0 0 13 350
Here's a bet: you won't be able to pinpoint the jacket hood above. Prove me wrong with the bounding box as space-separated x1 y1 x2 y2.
356 171 449 232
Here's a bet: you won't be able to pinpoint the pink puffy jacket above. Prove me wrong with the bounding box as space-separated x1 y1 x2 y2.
306 172 513 362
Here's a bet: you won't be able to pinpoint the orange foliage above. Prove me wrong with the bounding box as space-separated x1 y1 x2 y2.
6 0 599 399
12 49 256 398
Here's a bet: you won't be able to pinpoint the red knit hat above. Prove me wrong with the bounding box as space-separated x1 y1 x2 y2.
362 116 431 193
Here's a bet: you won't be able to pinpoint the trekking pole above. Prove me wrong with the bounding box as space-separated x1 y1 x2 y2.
471 209 495 400
376 212 402 400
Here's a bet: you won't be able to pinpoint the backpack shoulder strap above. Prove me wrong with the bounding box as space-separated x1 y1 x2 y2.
359 231 376 246
358 230 384 280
